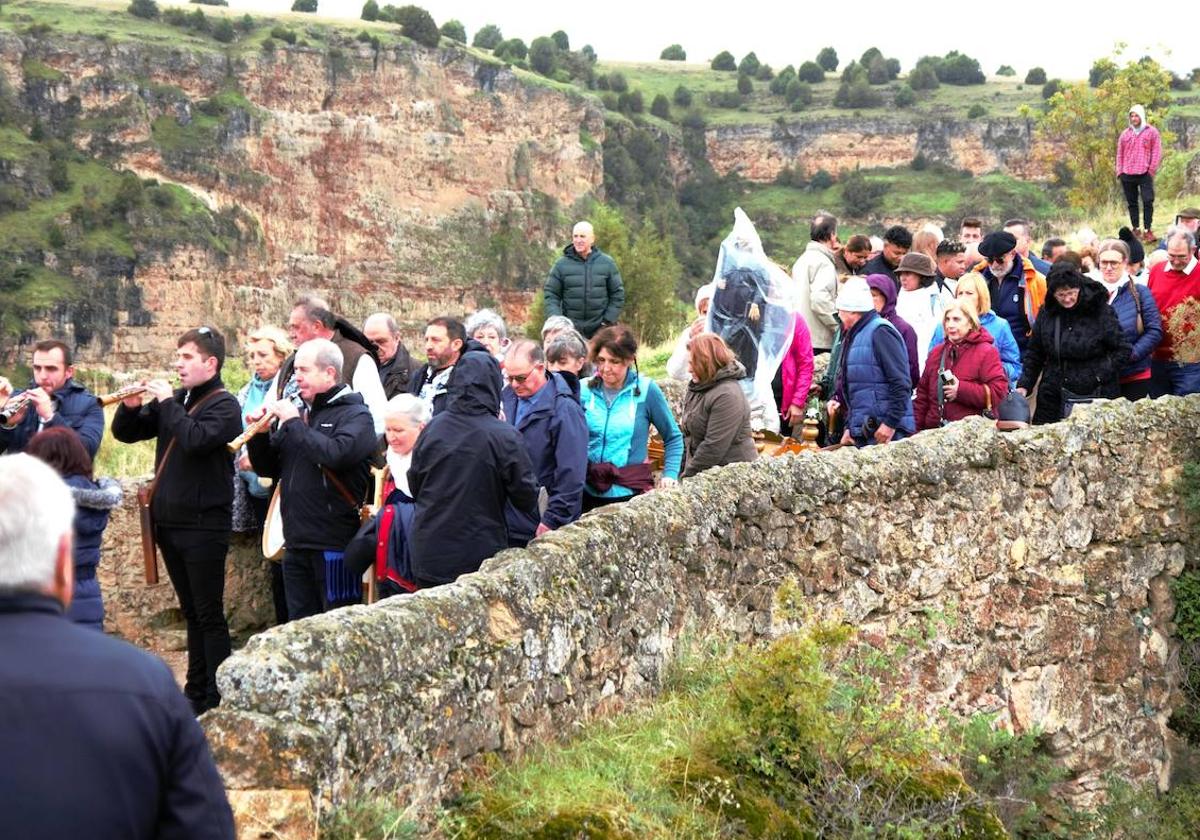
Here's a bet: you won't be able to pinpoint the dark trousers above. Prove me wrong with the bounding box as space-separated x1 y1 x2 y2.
282 548 329 621
1120 379 1152 402
581 492 635 513
156 526 231 715
1120 173 1155 229
247 493 289 626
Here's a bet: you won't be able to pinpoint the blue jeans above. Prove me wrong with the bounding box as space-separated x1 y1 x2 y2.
1150 359 1200 397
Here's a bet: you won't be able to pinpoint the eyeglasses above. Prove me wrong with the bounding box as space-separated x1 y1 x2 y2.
506 365 542 385
987 255 1010 265
1098 260 1123 268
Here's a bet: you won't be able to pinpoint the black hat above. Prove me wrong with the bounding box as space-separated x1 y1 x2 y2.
1046 264 1087 292
1118 227 1145 263
996 391 1030 430
978 231 1018 259
1177 207 1200 221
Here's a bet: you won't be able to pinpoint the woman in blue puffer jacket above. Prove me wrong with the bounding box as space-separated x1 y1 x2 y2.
26 426 122 631
1095 238 1163 401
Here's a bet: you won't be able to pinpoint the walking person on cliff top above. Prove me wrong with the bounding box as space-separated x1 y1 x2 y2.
544 221 625 339
1116 104 1162 243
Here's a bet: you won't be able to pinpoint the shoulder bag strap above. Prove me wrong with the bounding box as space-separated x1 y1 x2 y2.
322 465 365 511
1127 278 1144 335
936 346 947 424
145 387 227 503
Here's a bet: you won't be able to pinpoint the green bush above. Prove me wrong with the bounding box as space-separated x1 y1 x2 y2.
528 36 557 75
211 18 236 43
471 24 502 50
736 73 752 95
996 64 1015 76
672 85 692 107
269 26 296 44
809 169 834 190
606 71 627 93
785 79 811 106
291 0 317 12
393 5 439 49
968 103 987 118
834 78 883 108
755 63 773 81
797 60 824 83
817 46 838 72
737 51 760 76
769 65 795 95
909 61 940 91
650 94 670 119
1025 66 1047 84
128 0 159 19
894 83 916 107
839 169 889 216
710 50 735 71
660 44 685 61
439 19 465 41
1042 79 1063 100
360 0 379 21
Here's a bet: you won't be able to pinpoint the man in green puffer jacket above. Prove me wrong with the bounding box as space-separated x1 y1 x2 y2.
544 221 626 338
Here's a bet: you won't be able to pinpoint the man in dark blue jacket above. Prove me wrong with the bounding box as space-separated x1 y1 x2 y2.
0 453 234 840
832 278 915 446
0 339 104 457
500 339 588 546
408 351 538 586
248 338 378 619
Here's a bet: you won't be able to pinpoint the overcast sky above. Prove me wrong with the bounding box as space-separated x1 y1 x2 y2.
213 0 1192 80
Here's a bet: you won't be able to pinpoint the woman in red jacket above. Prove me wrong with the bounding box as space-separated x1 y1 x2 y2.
914 301 1008 431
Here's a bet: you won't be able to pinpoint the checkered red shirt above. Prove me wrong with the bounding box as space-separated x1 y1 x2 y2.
1116 124 1162 176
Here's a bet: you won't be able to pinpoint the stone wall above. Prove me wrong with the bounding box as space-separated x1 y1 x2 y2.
202 397 1200 832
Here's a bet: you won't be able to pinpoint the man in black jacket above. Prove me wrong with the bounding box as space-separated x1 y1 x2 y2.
0 453 235 839
248 338 377 619
112 326 242 715
407 315 466 416
408 351 538 587
363 311 418 398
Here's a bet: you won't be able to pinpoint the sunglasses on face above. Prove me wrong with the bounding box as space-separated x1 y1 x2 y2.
506 365 542 385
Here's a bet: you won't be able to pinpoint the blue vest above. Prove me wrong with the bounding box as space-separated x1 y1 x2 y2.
845 314 915 439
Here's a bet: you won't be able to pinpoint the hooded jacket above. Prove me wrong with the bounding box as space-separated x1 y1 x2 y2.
682 361 758 477
0 377 105 458
1116 106 1162 177
1017 273 1132 425
913 329 1008 431
544 244 625 338
866 274 920 388
247 385 377 551
407 352 538 585
500 371 588 544
111 376 243 531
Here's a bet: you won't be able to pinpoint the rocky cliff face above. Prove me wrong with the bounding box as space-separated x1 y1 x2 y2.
0 27 603 368
704 115 1065 182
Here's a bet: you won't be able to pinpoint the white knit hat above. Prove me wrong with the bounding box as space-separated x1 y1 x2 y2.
835 277 874 312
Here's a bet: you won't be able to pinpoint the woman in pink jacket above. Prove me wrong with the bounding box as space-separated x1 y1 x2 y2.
779 310 814 434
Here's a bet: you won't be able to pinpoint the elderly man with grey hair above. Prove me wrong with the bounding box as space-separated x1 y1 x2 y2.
284 294 388 433
247 338 378 619
544 220 625 338
0 453 235 838
362 312 417 399
1148 229 1200 396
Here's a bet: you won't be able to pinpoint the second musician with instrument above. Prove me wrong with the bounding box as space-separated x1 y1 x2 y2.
110 326 242 715
245 338 377 620
0 339 104 457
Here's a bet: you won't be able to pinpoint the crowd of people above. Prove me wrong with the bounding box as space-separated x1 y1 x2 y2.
2 198 1200 731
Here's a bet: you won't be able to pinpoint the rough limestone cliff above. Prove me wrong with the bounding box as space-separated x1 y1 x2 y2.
0 25 603 368
704 115 1065 182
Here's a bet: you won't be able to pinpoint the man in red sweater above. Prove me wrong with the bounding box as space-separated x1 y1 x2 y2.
1148 230 1200 395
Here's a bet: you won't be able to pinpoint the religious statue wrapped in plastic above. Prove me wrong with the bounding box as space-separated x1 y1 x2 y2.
705 208 798 433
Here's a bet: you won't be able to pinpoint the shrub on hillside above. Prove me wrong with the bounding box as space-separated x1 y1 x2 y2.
755 63 774 81
269 25 296 44
550 30 568 50
893 84 916 107
996 64 1015 76
935 51 985 85
711 50 736 71
660 44 686 61
439 19 465 41
909 60 940 91
1025 66 1047 84
607 71 628 93
291 0 317 12
190 0 227 5
840 169 889 217
834 79 882 108
472 24 502 50
391 6 439 48
737 73 753 95
618 90 644 114
212 18 236 42
738 51 760 76
650 94 670 119
673 85 693 107
128 0 159 19
867 56 889 84
797 61 823 84
967 103 987 118
817 46 838 72
529 37 557 75
809 169 834 190
785 79 811 106
494 38 527 62
360 0 379 21
769 65 795 95
1041 79 1063 100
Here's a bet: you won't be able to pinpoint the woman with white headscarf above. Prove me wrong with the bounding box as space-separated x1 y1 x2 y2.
1116 103 1162 243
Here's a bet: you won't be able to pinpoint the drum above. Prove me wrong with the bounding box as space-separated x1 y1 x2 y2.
262 484 285 561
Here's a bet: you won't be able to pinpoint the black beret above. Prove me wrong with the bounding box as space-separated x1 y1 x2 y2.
977 231 1018 259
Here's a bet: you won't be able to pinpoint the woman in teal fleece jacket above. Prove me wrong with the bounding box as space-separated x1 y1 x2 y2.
580 325 683 511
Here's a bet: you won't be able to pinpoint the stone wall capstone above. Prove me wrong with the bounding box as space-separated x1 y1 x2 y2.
202 396 1200 828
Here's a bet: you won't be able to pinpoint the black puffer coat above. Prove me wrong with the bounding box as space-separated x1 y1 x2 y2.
1017 272 1131 425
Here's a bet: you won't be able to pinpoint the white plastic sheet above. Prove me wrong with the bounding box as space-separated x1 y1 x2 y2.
705 208 798 432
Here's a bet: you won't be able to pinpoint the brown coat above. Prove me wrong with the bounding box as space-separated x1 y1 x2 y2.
681 362 758 478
